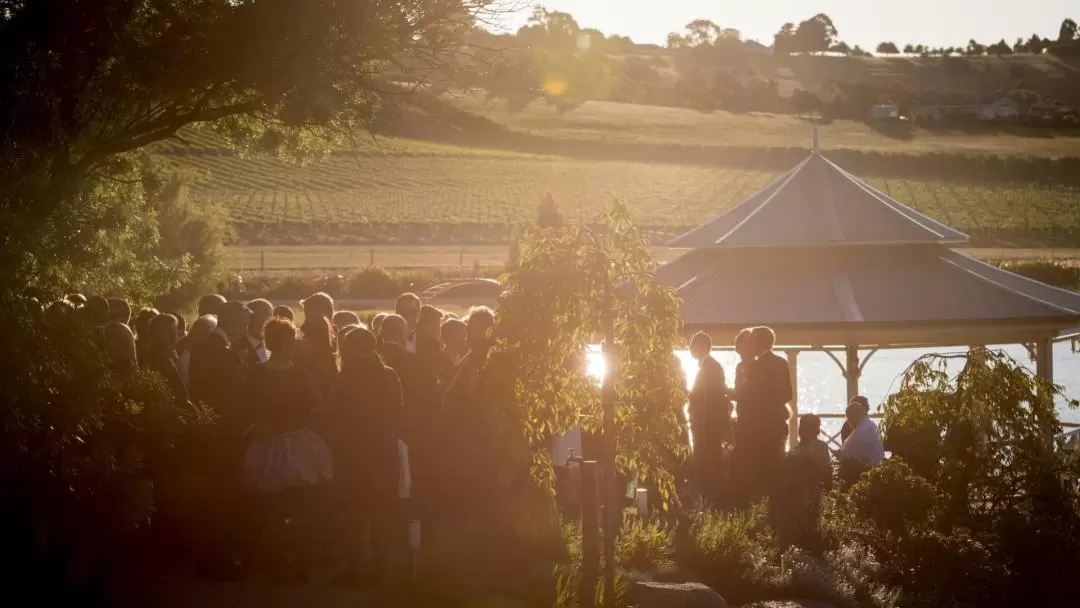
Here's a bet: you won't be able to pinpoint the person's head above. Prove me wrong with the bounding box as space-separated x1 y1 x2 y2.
185 314 218 352
798 414 822 445
149 313 179 356
846 396 870 426
264 316 297 361
218 300 251 341
174 313 188 338
395 293 421 329
44 299 76 326
689 331 712 361
197 294 227 318
246 298 274 339
333 310 361 330
750 325 776 356
371 313 389 338
302 313 336 353
273 304 294 321
441 318 467 354
338 323 363 341
108 297 132 325
134 307 160 340
300 292 334 324
418 305 443 338
734 328 752 359
84 295 111 326
340 326 380 369
104 322 137 370
380 314 408 346
65 293 87 308
465 306 495 350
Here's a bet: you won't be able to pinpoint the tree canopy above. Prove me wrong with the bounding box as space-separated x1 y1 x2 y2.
877 42 900 55
0 0 494 292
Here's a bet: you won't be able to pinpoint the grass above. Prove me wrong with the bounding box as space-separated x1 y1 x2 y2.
174 147 1080 248
450 95 1080 158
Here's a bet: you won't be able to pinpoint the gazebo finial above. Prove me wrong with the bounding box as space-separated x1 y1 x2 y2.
812 121 820 155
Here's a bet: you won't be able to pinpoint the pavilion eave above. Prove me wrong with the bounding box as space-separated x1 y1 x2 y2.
683 318 1077 350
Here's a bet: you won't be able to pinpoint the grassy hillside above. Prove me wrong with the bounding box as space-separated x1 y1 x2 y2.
451 94 1080 157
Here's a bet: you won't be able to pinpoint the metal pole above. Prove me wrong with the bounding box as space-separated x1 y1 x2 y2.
785 350 799 450
581 460 601 598
845 345 860 403
601 337 617 606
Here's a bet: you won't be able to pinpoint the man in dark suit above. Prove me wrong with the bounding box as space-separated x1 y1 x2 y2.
732 326 792 507
689 332 732 507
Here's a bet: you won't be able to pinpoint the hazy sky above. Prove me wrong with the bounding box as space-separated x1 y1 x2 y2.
495 1 1076 50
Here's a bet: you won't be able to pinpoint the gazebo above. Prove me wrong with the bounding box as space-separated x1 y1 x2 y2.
658 132 1080 446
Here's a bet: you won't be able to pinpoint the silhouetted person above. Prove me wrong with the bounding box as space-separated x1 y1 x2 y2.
416 305 455 386
732 326 791 507
440 318 467 367
333 310 361 331
179 314 217 389
108 297 132 325
198 294 227 318
688 332 732 507
244 299 274 366
779 414 832 548
299 314 339 406
84 295 111 332
133 307 160 364
371 313 388 342
189 301 247 423
147 314 189 405
242 317 333 578
104 322 138 374
733 328 753 396
273 304 294 321
333 327 405 584
395 293 421 353
66 293 87 308
301 291 334 325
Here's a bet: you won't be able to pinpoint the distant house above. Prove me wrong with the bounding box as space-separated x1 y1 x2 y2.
983 97 1020 119
870 104 899 120
743 40 773 55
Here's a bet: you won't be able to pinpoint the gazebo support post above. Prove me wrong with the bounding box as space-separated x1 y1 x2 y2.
845 345 861 403
1035 338 1054 384
785 350 799 449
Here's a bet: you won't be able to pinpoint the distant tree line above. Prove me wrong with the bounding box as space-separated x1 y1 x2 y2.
467 9 1080 118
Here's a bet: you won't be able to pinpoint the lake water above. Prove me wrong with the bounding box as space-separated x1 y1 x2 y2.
586 343 1080 437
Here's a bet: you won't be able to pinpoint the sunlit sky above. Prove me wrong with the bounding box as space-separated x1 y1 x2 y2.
495 1 1076 51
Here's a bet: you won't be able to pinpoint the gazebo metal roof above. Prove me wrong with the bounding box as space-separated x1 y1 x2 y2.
669 154 968 249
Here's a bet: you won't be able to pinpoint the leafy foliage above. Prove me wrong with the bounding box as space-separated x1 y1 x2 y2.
615 515 673 572
820 349 1080 607
478 198 688 505
0 292 213 599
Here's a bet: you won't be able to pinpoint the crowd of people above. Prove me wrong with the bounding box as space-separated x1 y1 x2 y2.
50 290 497 585
42 289 890 580
687 328 886 521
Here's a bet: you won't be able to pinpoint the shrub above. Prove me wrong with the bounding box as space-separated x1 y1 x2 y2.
615 515 672 572
347 266 405 298
675 504 779 603
0 292 212 601
775 545 899 608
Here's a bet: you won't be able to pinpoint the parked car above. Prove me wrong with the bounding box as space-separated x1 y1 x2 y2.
420 278 503 301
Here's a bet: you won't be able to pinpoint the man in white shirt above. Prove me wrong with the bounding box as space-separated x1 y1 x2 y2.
839 399 885 483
